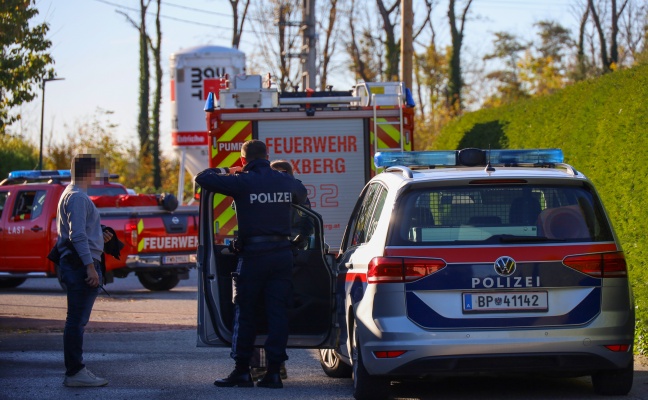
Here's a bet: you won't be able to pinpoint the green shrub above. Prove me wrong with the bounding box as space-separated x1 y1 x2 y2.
435 65 648 353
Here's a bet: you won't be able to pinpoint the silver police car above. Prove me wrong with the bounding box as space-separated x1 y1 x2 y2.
319 148 634 399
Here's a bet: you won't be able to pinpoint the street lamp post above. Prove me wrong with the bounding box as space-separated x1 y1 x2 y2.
38 77 65 171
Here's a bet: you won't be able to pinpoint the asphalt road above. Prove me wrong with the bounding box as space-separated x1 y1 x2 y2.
1 272 648 400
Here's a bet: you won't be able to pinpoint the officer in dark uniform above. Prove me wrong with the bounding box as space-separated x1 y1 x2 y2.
194 140 308 389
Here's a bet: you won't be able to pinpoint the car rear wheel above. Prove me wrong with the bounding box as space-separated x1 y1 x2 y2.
591 361 633 395
137 271 180 291
352 319 390 400
319 348 352 378
0 278 27 289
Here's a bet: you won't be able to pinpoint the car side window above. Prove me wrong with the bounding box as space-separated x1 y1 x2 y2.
365 186 387 243
348 183 383 247
11 190 45 222
0 191 8 218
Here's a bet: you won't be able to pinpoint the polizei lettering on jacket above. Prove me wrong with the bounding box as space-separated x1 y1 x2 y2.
143 236 199 250
250 192 292 204
471 276 541 289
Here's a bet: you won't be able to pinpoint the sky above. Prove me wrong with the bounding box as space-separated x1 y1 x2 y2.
19 0 577 161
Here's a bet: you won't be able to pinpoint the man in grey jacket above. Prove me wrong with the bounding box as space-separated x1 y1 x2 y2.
57 153 112 387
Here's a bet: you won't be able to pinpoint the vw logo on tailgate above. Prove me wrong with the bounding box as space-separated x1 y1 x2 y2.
494 256 516 276
172 217 179 224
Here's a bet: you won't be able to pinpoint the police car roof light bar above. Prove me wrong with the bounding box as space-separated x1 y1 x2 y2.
374 149 564 169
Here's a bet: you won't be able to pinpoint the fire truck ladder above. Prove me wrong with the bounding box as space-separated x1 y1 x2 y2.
372 89 405 154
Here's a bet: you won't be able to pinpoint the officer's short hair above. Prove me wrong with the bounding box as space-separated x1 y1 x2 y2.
241 140 267 161
72 153 99 181
271 160 293 176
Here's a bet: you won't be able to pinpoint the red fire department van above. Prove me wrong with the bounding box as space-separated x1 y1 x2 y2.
203 75 415 250
0 170 198 291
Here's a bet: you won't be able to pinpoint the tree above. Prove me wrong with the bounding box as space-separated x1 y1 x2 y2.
482 32 528 107
148 0 162 189
0 133 37 178
447 0 474 115
229 0 251 49
0 0 55 133
318 0 341 89
376 0 400 81
249 1 303 91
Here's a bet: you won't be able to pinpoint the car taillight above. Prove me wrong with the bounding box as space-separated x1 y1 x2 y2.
562 251 627 278
124 221 138 247
367 257 446 284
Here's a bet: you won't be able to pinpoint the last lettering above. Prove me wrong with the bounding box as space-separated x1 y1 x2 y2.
6 226 26 235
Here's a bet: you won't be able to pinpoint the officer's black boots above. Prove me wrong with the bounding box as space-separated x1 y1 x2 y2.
256 372 283 389
256 363 283 389
213 368 254 388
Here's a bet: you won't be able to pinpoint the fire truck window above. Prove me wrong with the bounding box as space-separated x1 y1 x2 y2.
0 191 8 218
30 190 47 219
12 191 36 221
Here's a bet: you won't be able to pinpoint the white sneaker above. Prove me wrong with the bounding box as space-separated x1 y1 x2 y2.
63 367 109 387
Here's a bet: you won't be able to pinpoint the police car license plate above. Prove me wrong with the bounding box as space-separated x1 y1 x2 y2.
462 291 548 313
163 255 189 264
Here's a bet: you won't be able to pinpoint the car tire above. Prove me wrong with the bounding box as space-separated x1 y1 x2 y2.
591 361 634 395
0 278 27 289
319 348 352 378
137 271 180 291
352 319 390 400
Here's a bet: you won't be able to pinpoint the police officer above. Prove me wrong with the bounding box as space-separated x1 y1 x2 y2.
194 140 307 389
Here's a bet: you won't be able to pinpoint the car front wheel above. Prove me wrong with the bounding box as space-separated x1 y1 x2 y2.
136 271 180 291
591 361 633 395
0 278 27 289
319 348 352 378
351 319 390 400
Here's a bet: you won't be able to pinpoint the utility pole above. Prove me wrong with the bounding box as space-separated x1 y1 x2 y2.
400 0 413 88
302 0 317 89
38 77 65 171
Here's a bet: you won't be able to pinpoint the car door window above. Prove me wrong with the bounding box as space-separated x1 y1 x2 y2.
11 190 46 221
0 191 8 218
348 183 384 247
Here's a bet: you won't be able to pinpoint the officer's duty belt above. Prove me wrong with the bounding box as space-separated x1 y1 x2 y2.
244 235 290 244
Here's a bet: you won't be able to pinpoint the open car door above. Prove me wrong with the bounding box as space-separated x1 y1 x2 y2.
197 189 338 348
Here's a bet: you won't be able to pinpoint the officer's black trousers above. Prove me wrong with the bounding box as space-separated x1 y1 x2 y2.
231 246 292 366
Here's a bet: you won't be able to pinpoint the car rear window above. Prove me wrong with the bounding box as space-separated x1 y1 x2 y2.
88 186 128 196
389 184 614 245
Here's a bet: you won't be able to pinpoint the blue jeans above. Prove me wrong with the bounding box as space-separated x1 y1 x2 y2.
60 257 101 376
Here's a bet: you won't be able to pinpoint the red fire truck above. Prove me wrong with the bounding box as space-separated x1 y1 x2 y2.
204 75 414 250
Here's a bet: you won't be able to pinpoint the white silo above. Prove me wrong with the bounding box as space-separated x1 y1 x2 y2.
170 45 246 203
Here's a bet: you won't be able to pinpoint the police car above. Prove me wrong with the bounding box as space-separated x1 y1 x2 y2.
196 148 634 399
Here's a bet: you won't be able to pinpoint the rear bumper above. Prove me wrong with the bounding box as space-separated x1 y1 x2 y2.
125 253 197 269
354 314 635 377
389 352 629 377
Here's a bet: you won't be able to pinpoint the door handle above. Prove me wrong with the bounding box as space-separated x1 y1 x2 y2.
31 226 43 232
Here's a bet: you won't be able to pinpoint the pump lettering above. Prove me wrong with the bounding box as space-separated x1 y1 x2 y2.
250 192 292 204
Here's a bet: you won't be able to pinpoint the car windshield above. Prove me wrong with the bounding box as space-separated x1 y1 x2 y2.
389 184 613 246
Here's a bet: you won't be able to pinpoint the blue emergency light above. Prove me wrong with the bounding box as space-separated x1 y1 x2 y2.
374 148 564 169
8 170 71 179
204 92 215 112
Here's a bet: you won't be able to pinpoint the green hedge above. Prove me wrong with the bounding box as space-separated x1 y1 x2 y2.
434 64 648 353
